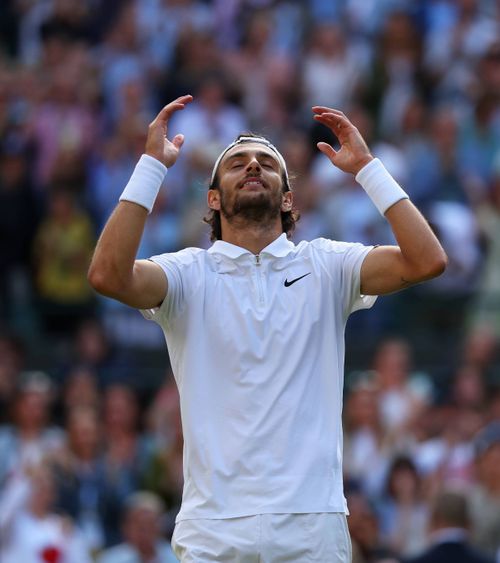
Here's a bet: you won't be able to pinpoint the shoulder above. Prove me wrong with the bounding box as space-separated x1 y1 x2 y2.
153 246 206 261
309 238 363 254
299 238 373 273
150 247 207 270
304 237 369 255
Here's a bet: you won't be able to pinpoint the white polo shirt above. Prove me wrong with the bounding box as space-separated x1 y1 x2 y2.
142 234 376 522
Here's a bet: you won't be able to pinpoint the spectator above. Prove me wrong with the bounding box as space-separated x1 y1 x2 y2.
346 489 398 563
468 163 500 339
413 401 479 491
372 338 433 440
362 9 424 139
468 421 500 557
223 8 296 131
0 371 64 488
97 491 177 563
51 406 132 551
0 463 92 563
102 384 148 487
377 455 429 558
33 188 96 336
403 488 494 563
31 61 97 191
343 380 389 497
141 383 183 535
301 22 365 115
61 366 100 415
0 133 38 328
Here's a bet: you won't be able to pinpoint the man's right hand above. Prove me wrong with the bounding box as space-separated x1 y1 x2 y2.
145 95 193 168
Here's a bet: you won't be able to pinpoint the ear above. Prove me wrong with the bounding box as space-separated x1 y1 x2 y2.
208 188 221 211
281 191 293 212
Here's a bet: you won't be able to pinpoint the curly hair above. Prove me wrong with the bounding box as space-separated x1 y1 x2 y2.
203 171 300 242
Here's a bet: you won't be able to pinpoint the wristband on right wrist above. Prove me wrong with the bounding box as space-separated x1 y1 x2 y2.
355 158 409 216
119 154 168 214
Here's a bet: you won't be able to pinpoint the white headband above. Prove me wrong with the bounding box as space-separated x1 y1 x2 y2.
210 136 289 189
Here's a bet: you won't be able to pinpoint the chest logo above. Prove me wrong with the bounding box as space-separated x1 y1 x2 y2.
284 272 311 287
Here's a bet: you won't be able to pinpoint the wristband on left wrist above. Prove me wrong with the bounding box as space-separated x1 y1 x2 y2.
355 158 409 216
119 154 167 213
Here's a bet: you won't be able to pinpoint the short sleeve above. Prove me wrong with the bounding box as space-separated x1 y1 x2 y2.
140 248 201 325
339 242 377 315
310 238 377 319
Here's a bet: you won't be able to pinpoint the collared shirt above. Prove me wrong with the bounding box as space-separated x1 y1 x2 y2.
142 234 376 521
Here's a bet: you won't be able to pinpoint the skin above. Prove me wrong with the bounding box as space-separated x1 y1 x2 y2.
88 96 447 308
207 144 293 253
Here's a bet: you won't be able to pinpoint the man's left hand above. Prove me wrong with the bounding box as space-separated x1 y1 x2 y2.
312 106 373 176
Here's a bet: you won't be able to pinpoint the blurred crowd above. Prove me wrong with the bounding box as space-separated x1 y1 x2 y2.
0 0 499 561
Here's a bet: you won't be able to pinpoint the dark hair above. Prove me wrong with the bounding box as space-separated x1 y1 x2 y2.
386 455 420 499
203 133 300 241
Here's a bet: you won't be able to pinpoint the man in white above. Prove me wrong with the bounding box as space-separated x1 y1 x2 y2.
88 95 447 561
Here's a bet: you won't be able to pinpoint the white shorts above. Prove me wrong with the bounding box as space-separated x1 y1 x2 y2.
171 512 352 562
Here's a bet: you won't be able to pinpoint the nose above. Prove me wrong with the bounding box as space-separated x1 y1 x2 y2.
245 157 261 173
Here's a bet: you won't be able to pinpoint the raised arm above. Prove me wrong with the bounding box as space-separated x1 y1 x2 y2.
312 107 447 296
88 95 193 308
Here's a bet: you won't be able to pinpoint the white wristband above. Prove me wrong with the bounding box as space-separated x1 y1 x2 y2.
119 154 167 213
355 158 409 216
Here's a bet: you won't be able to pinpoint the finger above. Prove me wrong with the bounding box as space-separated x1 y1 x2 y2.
312 106 344 116
314 112 349 124
314 112 352 133
317 142 337 161
172 133 185 150
155 95 193 124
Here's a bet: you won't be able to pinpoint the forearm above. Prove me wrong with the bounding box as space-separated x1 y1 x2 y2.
312 108 446 293
88 201 148 297
384 199 447 282
88 154 167 297
358 160 447 295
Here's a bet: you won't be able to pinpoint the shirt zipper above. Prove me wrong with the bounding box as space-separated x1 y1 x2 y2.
254 254 264 305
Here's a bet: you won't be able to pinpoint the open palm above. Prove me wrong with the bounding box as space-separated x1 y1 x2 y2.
145 95 193 168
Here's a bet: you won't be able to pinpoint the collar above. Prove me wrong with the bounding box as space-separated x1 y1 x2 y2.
429 528 468 546
207 233 295 259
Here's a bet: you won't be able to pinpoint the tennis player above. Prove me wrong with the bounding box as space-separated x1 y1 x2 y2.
88 94 447 562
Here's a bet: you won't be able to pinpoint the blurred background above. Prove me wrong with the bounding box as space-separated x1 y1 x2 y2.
0 0 499 561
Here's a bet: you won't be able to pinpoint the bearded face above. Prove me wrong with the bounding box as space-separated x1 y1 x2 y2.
210 143 291 226
219 174 284 223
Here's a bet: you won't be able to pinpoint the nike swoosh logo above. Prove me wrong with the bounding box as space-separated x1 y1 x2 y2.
284 273 311 287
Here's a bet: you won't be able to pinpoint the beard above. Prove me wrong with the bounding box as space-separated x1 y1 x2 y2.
219 187 282 224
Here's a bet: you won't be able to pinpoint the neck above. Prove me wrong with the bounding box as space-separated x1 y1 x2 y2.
29 504 47 519
137 543 156 560
220 218 283 255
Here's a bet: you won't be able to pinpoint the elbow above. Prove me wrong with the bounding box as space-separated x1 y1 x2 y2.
87 264 125 298
416 251 448 282
87 265 108 296
429 251 448 278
